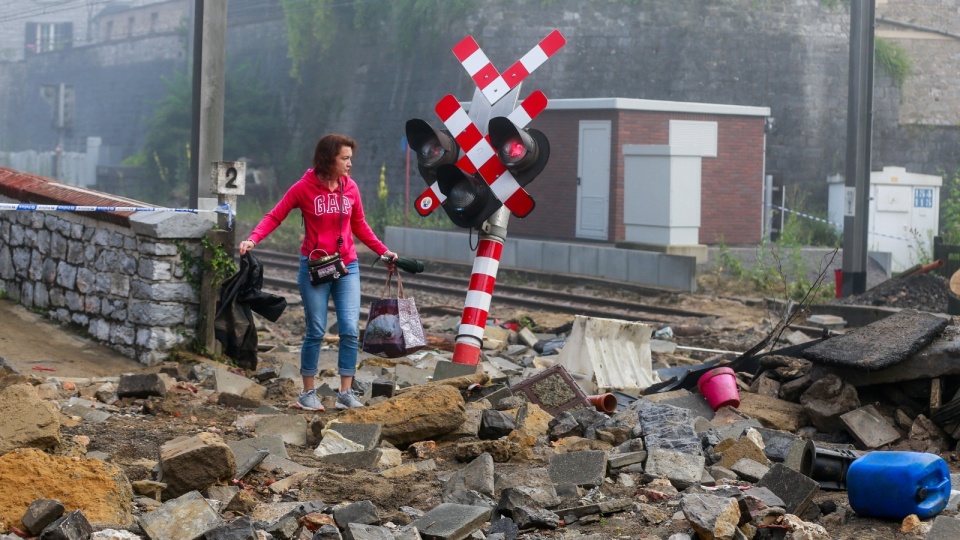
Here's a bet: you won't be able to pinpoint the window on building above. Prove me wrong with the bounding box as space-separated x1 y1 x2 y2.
126 16 134 37
24 22 73 54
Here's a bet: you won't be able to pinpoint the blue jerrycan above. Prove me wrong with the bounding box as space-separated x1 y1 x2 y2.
847 451 951 520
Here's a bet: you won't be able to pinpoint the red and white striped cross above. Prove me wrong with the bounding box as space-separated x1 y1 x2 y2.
453 30 566 106
413 91 548 218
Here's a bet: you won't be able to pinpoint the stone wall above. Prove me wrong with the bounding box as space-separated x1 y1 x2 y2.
0 167 213 365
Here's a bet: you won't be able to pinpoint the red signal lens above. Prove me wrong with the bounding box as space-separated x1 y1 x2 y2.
420 142 445 165
500 139 527 164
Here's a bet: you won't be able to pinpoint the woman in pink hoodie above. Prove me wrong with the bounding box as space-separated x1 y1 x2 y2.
239 134 397 411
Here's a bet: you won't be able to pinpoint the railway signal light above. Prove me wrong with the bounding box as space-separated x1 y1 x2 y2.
405 119 459 184
435 164 502 229
488 116 551 186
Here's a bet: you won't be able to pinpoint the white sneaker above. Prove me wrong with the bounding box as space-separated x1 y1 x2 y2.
335 389 364 409
294 389 325 411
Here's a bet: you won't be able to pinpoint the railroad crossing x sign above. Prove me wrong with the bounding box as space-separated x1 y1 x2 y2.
413 30 566 218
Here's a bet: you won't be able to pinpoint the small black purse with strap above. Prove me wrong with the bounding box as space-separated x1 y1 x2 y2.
307 181 347 286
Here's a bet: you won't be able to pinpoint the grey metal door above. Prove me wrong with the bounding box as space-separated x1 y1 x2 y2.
576 120 611 240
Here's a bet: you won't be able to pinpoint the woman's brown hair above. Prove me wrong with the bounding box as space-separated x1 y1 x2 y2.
312 134 356 180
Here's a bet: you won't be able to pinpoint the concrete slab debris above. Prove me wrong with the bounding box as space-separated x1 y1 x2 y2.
802 309 948 370
555 315 660 394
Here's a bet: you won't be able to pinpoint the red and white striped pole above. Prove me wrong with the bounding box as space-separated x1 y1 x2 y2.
451 213 508 365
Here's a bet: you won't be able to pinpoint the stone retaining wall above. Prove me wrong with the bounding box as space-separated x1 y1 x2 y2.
0 168 213 365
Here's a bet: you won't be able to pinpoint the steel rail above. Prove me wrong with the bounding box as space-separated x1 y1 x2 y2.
254 249 715 324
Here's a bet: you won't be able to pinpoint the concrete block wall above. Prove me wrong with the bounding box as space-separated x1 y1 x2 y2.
384 226 697 292
0 168 212 365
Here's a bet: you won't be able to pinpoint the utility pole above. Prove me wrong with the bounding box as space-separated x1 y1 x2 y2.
188 0 227 210
188 0 229 354
841 0 875 296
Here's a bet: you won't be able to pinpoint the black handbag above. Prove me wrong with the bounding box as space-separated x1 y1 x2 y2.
308 249 347 285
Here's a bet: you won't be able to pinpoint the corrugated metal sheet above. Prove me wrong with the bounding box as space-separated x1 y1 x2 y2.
0 167 159 227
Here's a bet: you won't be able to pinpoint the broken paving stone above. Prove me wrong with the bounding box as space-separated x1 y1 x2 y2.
716 436 770 469
326 423 382 451
644 447 706 490
443 453 495 500
927 515 960 540
840 404 901 449
338 384 466 446
0 384 61 455
800 374 861 433
410 503 490 540
737 393 808 432
548 450 607 488
635 400 701 455
21 498 64 536
333 500 380 529
381 459 437 479
756 463 819 516
802 309 948 370
255 414 307 447
479 410 516 440
321 449 383 470
730 458 770 483
158 433 236 500
202 515 256 540
680 493 741 540
138 491 222 540
117 373 169 398
753 427 800 463
512 507 560 530
39 510 93 540
344 523 398 540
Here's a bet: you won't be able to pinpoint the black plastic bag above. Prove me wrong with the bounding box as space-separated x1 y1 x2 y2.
215 253 287 369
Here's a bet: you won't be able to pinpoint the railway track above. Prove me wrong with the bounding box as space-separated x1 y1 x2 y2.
254 249 715 326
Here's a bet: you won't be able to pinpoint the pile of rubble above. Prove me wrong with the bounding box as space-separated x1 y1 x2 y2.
3 306 960 540
830 272 952 312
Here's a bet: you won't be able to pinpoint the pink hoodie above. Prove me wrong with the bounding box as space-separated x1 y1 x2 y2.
247 169 388 264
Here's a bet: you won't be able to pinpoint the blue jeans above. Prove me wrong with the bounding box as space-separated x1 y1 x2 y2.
298 257 361 377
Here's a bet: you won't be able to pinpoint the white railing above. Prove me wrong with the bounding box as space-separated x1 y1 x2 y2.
0 136 101 187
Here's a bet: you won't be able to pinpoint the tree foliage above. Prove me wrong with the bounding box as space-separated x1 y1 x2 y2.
135 64 288 206
281 0 477 80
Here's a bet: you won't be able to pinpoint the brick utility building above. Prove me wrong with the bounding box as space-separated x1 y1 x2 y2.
511 98 771 258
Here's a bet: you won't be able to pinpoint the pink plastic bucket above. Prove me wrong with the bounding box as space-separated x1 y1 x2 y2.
698 367 740 410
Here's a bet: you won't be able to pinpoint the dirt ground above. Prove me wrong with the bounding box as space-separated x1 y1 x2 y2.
1 274 958 539
0 299 151 378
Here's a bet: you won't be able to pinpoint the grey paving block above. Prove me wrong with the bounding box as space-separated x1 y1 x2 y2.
433 360 479 381
62 404 112 424
138 491 222 540
644 447 706 489
927 515 960 540
254 414 307 446
840 405 901 449
117 373 168 398
754 427 800 462
756 463 819 515
548 450 608 488
327 423 382 450
227 434 291 464
410 503 490 540
321 449 383 469
802 309 948 369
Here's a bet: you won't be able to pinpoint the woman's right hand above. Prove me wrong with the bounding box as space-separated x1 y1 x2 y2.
239 239 256 255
